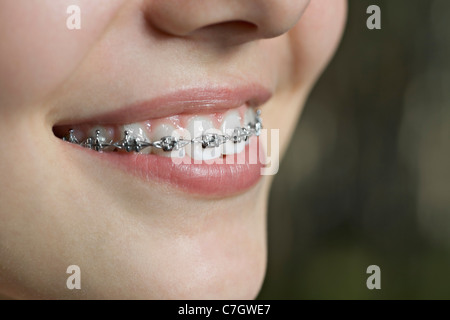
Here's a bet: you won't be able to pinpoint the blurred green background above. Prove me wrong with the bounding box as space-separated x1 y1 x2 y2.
258 0 450 299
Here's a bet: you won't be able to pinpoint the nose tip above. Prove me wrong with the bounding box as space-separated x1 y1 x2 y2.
145 0 310 43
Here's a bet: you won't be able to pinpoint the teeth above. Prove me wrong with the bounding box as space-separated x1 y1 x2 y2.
244 109 257 145
81 126 115 151
121 123 149 141
221 110 245 155
186 116 222 161
62 108 261 157
150 123 186 158
65 128 84 142
87 127 114 142
121 123 151 154
244 108 256 127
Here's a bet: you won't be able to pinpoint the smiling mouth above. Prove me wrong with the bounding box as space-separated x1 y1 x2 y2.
52 86 271 196
55 105 262 160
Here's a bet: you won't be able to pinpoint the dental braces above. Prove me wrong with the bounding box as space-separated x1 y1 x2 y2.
62 110 262 153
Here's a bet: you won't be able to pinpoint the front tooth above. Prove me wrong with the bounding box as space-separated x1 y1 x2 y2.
186 116 222 161
221 110 245 155
150 123 186 158
122 123 151 154
244 108 257 145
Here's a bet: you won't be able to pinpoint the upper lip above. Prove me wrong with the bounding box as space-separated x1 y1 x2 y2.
54 84 272 126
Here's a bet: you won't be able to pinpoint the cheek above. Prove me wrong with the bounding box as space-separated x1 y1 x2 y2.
0 0 122 109
288 0 347 86
260 0 347 160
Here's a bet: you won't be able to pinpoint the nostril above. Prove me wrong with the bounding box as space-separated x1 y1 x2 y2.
201 20 258 33
193 20 259 42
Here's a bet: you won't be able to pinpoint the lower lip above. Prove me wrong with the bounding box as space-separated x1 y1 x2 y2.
91 137 265 197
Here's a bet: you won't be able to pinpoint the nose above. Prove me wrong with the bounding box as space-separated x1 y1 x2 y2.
144 0 310 43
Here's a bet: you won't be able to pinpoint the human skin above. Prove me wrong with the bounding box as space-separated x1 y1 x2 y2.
0 0 346 299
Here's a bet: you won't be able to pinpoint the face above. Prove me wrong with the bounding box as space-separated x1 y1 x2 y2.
0 0 346 299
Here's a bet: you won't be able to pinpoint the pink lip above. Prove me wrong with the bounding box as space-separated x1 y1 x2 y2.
91 137 265 196
59 84 272 125
58 85 270 196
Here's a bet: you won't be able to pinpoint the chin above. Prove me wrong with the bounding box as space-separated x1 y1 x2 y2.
132 208 268 300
